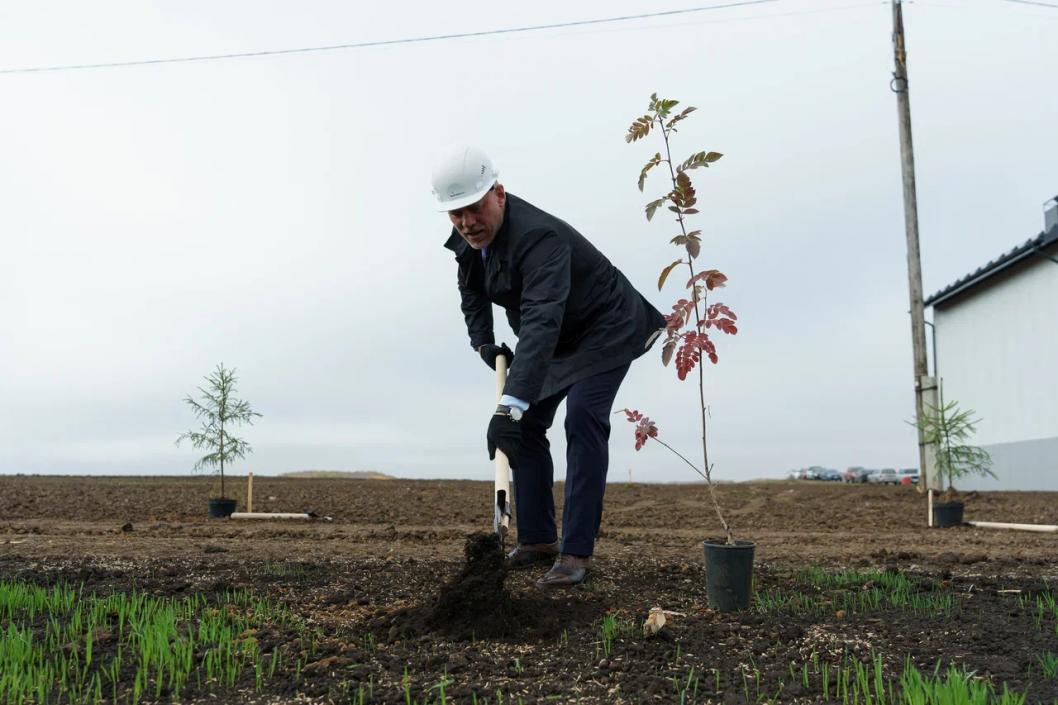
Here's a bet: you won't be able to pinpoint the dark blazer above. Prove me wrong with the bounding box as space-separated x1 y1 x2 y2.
444 193 664 402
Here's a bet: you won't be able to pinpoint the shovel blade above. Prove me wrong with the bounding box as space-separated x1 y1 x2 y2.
493 489 511 544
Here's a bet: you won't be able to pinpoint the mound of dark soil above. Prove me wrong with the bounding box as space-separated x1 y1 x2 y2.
425 532 509 631
383 532 561 641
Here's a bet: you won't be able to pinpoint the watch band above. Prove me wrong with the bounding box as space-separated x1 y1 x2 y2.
496 404 523 421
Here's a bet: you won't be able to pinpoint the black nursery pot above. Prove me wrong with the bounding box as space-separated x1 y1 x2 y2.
932 501 965 528
208 498 237 519
703 539 756 612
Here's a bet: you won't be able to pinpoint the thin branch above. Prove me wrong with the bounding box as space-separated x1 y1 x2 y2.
650 437 707 481
648 436 733 542
657 112 733 545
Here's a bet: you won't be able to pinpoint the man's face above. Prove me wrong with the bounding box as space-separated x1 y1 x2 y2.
448 183 506 250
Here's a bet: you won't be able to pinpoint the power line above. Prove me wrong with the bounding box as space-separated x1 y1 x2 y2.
917 0 1058 16
0 0 781 76
999 0 1058 8
555 1 887 39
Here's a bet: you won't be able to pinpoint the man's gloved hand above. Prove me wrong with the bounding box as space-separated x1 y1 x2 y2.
487 412 522 469
478 343 514 371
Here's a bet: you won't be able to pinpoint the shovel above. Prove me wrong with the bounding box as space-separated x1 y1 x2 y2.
492 355 513 544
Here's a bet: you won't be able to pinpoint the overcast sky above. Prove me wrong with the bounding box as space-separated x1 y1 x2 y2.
1 0 1055 483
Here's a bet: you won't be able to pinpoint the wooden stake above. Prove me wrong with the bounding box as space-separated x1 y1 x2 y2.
247 472 254 514
927 489 933 528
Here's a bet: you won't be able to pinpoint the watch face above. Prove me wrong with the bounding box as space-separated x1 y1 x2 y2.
509 406 524 421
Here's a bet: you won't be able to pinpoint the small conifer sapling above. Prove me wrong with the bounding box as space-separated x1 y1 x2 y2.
176 363 261 500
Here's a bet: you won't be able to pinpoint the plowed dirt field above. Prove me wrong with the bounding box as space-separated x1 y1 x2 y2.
2 476 1056 704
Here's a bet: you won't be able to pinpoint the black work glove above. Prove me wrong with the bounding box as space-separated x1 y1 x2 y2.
487 412 522 470
478 343 514 371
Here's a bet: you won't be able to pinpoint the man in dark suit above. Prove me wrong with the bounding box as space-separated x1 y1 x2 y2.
433 146 664 587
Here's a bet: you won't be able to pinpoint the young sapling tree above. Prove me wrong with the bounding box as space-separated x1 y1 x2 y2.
914 400 993 499
621 94 739 545
176 363 261 499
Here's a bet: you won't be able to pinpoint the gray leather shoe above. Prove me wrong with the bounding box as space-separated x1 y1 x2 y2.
535 554 590 588
506 541 559 569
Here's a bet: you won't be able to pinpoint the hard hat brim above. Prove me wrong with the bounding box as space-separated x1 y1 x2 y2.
435 182 495 212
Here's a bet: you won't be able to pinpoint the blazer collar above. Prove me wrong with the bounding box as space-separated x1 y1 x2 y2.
443 230 467 255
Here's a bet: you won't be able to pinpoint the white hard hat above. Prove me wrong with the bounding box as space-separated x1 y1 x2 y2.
431 145 500 212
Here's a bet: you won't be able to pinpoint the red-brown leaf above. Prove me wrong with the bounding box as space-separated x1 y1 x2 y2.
667 299 697 331
645 197 667 222
661 340 676 367
685 234 701 259
686 269 727 291
657 259 683 291
624 409 660 451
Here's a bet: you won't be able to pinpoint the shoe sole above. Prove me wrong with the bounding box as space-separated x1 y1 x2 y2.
535 575 588 589
505 553 558 570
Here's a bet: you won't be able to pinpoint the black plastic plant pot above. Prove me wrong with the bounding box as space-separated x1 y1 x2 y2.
703 539 756 612
932 501 965 528
208 498 237 519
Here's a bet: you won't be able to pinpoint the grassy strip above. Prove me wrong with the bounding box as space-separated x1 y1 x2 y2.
671 654 1028 705
1017 591 1058 634
754 567 955 618
790 654 1028 705
1038 651 1058 679
597 613 637 658
0 579 308 705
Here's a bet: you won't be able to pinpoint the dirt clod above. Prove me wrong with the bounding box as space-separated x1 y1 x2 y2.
380 532 555 641
423 532 530 638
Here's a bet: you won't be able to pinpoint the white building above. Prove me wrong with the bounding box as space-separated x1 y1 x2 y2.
925 198 1058 491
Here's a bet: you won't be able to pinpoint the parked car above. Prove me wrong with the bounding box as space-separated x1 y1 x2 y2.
869 468 900 485
842 468 870 483
806 467 835 480
818 469 842 481
899 468 920 486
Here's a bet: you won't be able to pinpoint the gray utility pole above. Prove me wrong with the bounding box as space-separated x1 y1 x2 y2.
891 0 931 491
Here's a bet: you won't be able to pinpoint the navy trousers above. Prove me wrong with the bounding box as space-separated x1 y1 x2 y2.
513 362 630 557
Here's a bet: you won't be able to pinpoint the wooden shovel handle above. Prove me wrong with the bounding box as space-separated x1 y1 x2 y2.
494 356 511 534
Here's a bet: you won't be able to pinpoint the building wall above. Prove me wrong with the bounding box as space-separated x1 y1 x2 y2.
933 255 1058 490
956 437 1058 491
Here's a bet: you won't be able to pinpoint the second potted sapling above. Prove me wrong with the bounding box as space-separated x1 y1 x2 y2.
914 400 994 528
176 363 262 518
621 94 751 612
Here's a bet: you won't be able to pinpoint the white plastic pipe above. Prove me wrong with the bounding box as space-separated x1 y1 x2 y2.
967 521 1058 534
230 512 313 520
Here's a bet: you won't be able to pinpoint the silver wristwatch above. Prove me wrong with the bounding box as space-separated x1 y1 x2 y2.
496 404 524 422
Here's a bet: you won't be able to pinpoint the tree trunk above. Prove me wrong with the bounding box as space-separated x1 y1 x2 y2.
220 426 226 499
